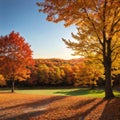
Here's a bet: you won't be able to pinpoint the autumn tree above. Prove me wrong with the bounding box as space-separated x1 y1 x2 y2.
37 0 120 99
0 31 34 92
37 64 49 85
61 64 74 85
0 74 6 87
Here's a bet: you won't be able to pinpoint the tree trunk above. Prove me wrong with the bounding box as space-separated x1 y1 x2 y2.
11 78 15 93
104 65 114 99
104 40 114 99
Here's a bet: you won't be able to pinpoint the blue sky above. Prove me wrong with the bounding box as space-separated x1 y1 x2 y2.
0 0 79 59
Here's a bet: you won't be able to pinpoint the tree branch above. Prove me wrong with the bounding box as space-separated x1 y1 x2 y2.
108 5 118 38
111 45 120 53
112 52 120 63
111 38 118 49
113 28 120 35
83 0 103 46
96 57 104 64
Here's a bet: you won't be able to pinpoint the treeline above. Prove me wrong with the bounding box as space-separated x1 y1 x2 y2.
27 58 103 87
1 58 120 88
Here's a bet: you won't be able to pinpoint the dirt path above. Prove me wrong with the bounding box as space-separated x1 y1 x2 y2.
0 93 120 120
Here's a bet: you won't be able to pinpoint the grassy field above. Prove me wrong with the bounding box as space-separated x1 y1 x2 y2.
0 88 120 98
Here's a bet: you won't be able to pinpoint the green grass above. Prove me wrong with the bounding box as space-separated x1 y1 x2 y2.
0 88 120 98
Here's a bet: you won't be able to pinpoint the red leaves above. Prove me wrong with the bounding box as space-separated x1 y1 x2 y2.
0 31 34 81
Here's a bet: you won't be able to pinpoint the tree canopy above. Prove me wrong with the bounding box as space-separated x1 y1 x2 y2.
0 31 34 92
37 0 120 98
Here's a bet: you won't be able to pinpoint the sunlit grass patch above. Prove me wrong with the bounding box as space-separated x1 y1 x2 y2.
1 88 120 98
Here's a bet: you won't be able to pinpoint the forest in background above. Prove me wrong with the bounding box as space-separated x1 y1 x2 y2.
0 58 120 88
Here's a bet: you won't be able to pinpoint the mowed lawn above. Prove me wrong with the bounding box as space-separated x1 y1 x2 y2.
0 88 120 120
1 88 120 98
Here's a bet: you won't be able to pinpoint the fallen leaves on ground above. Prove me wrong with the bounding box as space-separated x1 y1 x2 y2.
0 93 120 120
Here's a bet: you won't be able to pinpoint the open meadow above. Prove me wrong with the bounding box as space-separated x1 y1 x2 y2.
0 88 120 120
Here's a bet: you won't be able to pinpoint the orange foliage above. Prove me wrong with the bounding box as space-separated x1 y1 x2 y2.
0 31 34 81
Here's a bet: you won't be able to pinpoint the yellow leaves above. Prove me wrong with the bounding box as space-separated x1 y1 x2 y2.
38 0 120 41
0 75 6 86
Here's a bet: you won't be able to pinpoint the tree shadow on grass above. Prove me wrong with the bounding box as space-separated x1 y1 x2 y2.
0 96 67 120
62 99 105 120
70 98 96 110
4 110 45 120
67 98 120 120
54 88 104 96
1 96 66 111
99 98 120 120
